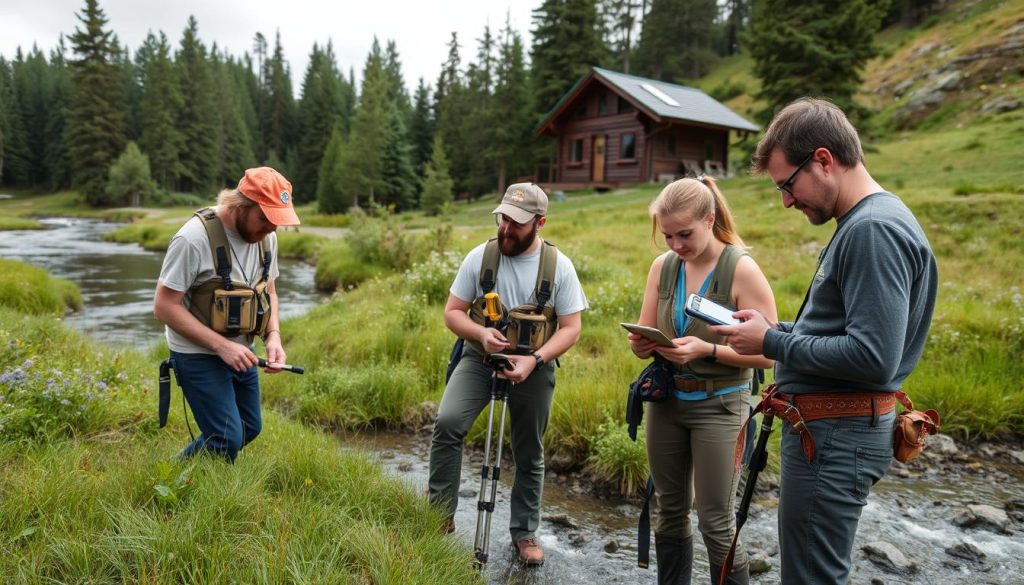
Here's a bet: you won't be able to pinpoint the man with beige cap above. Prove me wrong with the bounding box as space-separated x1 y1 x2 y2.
154 167 301 462
428 182 588 566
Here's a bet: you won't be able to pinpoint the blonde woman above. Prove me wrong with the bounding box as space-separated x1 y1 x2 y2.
627 177 776 585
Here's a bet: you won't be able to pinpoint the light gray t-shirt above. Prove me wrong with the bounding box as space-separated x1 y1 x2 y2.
450 240 588 316
157 207 280 354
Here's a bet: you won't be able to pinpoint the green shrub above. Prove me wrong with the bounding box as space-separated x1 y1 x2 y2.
0 259 82 315
405 250 462 304
295 361 427 428
587 415 648 498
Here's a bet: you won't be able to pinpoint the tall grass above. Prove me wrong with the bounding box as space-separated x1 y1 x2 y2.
0 306 482 583
0 259 82 315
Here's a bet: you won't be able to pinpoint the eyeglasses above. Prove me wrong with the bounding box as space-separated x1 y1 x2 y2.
776 151 815 198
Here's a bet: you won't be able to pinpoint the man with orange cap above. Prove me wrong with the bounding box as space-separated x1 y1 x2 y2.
154 167 301 461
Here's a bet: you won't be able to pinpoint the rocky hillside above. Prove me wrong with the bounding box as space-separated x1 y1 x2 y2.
863 0 1024 129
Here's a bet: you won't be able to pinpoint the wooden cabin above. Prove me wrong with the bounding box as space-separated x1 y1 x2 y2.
533 67 759 189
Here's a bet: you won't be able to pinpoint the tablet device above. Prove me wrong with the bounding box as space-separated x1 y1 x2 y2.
684 293 741 326
620 323 676 347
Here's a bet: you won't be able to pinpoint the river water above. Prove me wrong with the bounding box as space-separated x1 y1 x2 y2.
2 217 1022 584
0 217 319 347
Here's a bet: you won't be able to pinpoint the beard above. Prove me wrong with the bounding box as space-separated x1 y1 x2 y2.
236 207 268 243
497 222 538 256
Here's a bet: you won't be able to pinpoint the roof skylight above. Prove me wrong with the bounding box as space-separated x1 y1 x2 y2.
640 83 680 107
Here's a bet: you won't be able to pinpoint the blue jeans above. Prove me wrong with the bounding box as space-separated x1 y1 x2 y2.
778 410 895 584
170 351 262 462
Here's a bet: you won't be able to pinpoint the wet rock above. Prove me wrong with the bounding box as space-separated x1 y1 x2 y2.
544 513 579 529
945 541 987 564
1008 449 1024 465
953 504 1012 534
748 551 772 574
568 532 591 546
870 578 885 585
459 488 477 498
927 433 958 455
604 539 620 553
547 450 577 473
862 541 917 573
397 461 413 472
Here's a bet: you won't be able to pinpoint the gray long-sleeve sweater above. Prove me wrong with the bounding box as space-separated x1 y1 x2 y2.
763 192 938 394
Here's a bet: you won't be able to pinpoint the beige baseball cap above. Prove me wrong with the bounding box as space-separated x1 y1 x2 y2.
492 183 548 224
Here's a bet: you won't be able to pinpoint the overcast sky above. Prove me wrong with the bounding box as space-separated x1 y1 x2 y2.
0 0 539 95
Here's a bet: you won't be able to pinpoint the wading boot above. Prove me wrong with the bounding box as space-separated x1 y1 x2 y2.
514 537 544 566
655 535 693 584
710 562 749 585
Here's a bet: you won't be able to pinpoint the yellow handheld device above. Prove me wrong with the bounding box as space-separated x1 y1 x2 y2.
484 292 502 322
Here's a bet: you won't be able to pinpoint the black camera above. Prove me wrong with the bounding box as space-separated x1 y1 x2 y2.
485 353 514 371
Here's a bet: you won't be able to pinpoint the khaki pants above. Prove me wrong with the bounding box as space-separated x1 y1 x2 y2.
428 346 555 541
646 391 749 568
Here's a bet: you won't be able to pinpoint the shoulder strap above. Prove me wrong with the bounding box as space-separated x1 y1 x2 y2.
195 207 233 290
479 237 500 293
259 238 271 281
705 245 747 305
658 252 680 301
533 240 557 312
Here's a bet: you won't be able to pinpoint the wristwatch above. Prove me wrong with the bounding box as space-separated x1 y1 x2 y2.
533 352 546 369
704 344 718 363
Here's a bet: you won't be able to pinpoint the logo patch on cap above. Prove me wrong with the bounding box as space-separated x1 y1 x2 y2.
511 189 525 202
280 191 290 204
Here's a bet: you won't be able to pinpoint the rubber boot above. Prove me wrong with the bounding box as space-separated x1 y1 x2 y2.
655 535 693 585
710 562 749 585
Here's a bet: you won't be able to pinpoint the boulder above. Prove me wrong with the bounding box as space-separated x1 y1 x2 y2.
928 433 959 455
748 551 772 575
980 95 1024 115
952 504 1012 534
945 541 987 564
862 541 917 573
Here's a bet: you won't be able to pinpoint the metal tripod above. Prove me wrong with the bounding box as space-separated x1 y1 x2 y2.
472 363 512 571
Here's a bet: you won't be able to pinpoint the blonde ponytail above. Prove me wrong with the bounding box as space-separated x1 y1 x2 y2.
649 177 747 249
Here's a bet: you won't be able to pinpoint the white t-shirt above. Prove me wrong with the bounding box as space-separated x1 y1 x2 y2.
157 207 280 354
450 240 588 316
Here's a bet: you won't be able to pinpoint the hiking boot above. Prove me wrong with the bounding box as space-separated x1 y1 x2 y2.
439 517 455 535
514 537 545 566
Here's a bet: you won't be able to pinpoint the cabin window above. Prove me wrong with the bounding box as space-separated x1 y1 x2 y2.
667 135 677 156
570 139 584 163
598 94 609 115
618 96 635 114
620 133 636 160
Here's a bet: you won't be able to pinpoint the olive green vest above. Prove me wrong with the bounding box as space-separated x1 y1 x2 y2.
187 207 271 339
466 237 558 356
655 245 751 393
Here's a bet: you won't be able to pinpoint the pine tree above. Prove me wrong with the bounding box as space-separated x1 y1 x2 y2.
45 39 73 190
601 0 641 73
175 16 218 192
348 40 390 205
492 19 534 194
106 141 157 206
377 105 416 210
210 50 257 186
12 47 54 188
0 56 32 187
530 0 609 118
433 33 470 197
67 0 128 204
296 42 346 202
408 78 434 193
420 135 454 216
137 31 184 190
383 40 411 118
462 26 498 197
633 0 719 81
260 32 296 173
746 0 887 124
316 125 357 213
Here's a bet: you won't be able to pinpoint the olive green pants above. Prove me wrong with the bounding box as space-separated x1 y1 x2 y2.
646 391 749 568
428 347 555 541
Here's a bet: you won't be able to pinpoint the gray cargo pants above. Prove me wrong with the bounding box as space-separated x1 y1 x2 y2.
428 346 555 541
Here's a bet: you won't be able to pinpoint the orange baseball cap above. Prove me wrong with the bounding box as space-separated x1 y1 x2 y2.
237 167 301 226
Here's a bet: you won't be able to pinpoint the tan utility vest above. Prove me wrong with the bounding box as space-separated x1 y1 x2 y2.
656 245 752 395
466 237 558 356
187 207 272 340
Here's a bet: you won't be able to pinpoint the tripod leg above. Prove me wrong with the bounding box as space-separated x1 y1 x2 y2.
473 374 501 568
481 389 509 565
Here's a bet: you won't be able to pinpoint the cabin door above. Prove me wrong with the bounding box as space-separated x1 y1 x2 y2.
592 135 606 182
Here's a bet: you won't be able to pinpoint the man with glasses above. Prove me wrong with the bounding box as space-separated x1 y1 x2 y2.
711 98 937 584
428 183 588 566
154 167 301 462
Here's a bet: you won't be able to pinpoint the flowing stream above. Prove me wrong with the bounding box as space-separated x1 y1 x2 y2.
0 217 319 347
2 216 1022 584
